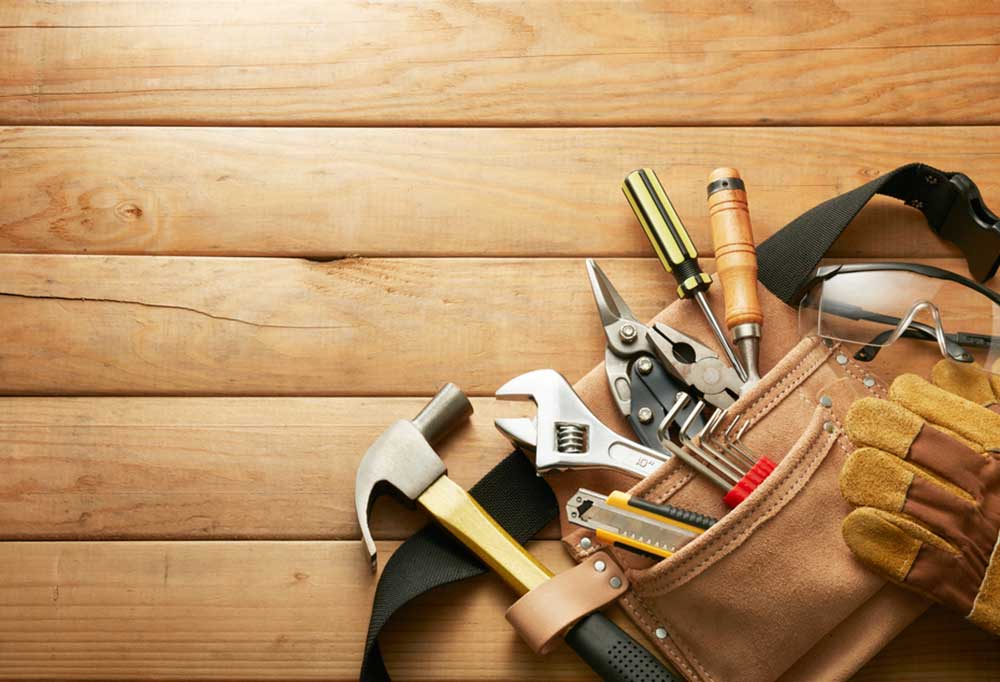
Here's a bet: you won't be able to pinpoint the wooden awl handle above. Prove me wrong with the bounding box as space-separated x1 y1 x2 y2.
707 168 762 329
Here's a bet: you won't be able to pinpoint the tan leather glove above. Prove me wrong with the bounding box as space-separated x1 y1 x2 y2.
841 369 1000 636
931 359 1000 409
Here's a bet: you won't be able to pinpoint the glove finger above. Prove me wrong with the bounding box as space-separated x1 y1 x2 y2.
931 359 997 407
845 396 991 498
890 373 1000 452
841 447 977 545
842 508 978 615
845 397 925 455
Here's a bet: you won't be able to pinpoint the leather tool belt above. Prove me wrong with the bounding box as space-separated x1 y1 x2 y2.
361 163 1000 682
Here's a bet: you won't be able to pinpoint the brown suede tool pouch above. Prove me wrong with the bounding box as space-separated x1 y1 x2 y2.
560 288 931 682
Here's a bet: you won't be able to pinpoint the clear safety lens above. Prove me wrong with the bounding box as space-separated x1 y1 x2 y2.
798 269 1000 374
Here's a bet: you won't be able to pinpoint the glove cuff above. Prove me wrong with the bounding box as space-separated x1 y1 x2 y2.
969 535 1000 636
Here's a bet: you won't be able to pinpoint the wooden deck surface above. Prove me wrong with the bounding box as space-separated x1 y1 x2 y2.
1 2 999 680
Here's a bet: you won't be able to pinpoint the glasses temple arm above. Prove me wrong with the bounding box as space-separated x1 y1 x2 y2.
819 300 988 362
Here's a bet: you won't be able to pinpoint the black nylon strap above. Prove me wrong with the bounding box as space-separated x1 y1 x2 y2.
360 450 557 682
757 162 964 303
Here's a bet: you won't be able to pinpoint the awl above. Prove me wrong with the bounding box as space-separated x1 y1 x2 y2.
707 167 763 389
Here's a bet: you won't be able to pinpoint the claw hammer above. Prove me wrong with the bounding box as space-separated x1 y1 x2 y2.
355 384 681 682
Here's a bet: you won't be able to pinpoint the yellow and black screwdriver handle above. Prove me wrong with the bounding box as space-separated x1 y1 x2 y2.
623 168 712 300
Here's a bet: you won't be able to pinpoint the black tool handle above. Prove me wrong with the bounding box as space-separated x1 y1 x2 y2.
564 612 680 682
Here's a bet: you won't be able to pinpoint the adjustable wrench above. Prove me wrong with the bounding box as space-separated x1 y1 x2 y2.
495 369 669 479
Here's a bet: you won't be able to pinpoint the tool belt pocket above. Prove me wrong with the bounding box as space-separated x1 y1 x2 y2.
567 336 898 682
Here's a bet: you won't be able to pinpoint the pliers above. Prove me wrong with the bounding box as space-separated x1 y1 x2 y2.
586 259 744 450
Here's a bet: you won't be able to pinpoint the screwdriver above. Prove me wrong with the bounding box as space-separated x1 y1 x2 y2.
622 168 749 382
707 167 763 389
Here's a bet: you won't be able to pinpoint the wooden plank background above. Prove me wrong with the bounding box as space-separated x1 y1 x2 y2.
0 1 998 680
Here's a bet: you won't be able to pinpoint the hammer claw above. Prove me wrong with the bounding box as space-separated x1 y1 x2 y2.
354 384 473 572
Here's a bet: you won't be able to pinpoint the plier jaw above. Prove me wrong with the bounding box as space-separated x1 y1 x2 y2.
647 323 743 410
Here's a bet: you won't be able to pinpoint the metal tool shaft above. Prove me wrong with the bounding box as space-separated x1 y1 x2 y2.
694 291 747 382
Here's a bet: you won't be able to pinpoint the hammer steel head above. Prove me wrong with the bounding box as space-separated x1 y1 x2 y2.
355 383 473 572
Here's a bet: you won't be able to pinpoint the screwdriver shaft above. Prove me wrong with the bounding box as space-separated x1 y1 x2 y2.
694 291 748 382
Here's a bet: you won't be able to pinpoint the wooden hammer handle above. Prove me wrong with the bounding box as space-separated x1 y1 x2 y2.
707 168 762 329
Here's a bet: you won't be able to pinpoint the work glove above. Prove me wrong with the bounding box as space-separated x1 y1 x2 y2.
840 366 1000 637
930 358 1000 409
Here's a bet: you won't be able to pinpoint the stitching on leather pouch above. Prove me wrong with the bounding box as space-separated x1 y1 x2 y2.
658 611 722 682
622 593 702 682
642 423 836 593
742 340 828 417
646 469 696 502
742 343 831 430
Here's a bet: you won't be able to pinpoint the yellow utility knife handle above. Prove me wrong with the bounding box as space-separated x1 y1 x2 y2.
595 528 675 559
623 168 712 300
606 491 716 534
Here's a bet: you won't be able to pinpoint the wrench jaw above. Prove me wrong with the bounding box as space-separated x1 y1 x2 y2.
495 368 563 403
495 369 594 472
494 417 538 452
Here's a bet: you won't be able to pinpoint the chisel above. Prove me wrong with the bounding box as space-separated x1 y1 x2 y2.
707 167 763 388
623 168 749 382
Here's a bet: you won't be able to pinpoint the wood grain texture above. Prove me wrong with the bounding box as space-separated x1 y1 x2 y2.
0 396 544 540
0 540 994 681
1 125 996 258
1 1 998 125
0 255 981 397
0 255 670 396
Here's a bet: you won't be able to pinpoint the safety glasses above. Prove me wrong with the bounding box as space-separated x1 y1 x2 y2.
796 263 1000 374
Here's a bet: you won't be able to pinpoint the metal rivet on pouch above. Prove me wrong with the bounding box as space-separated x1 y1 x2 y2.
863 376 876 388
610 576 623 589
835 353 848 365
925 174 939 185
655 627 667 640
637 357 654 375
580 537 592 550
637 406 654 424
824 421 836 433
819 395 832 408
594 560 607 573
